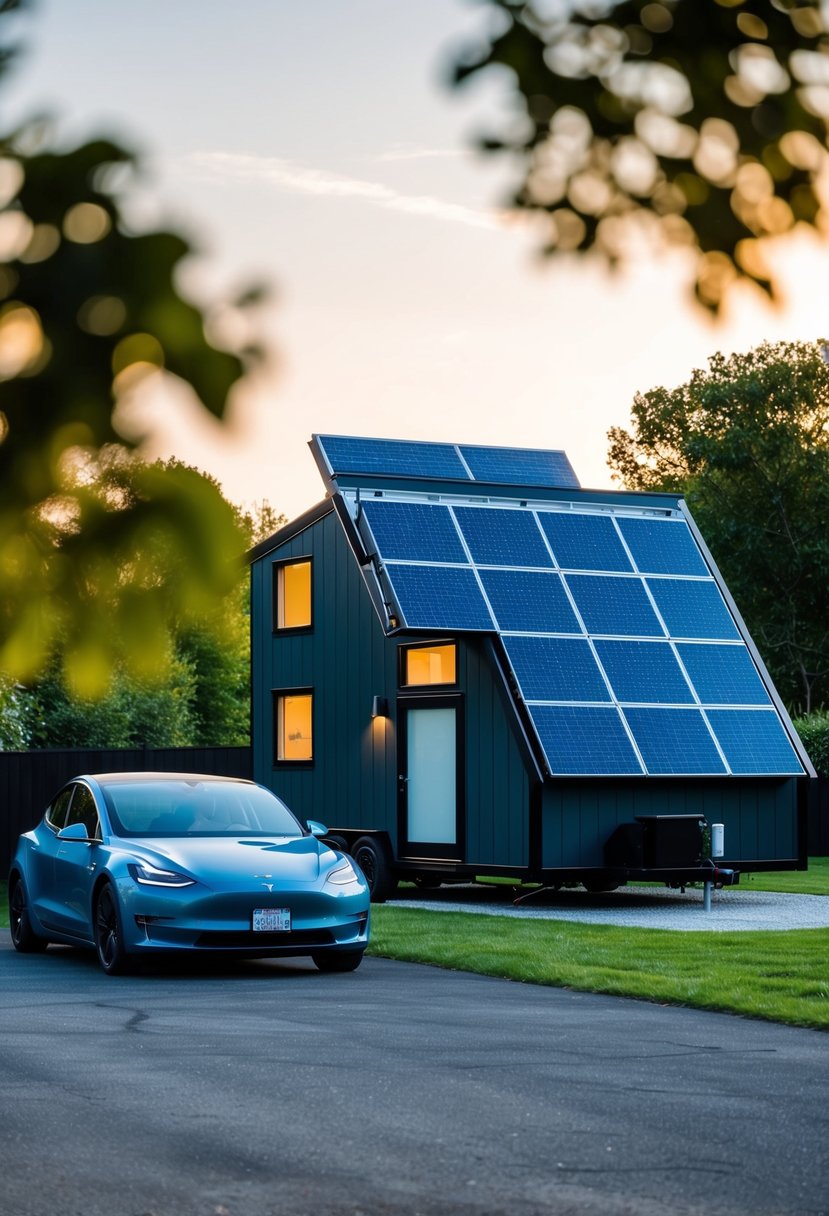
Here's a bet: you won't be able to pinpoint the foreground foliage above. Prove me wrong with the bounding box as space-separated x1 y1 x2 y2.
453 0 829 312
0 0 263 694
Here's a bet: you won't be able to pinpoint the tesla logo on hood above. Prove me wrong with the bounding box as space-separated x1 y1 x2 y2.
255 874 274 892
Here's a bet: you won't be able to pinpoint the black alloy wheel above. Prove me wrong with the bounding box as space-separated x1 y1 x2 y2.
94 883 134 975
9 878 48 953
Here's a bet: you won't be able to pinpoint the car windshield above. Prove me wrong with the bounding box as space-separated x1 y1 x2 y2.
100 780 304 839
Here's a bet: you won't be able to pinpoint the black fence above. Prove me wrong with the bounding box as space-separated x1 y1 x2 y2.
809 778 829 858
1 746 251 875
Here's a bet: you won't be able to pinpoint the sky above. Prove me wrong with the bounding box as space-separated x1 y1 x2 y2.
6 0 829 517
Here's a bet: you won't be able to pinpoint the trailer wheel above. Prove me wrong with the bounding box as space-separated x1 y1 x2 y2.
324 834 349 854
582 877 620 894
413 874 442 890
352 836 398 903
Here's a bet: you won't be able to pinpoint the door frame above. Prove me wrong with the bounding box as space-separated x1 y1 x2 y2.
396 692 465 861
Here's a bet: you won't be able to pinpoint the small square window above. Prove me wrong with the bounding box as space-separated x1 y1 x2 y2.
274 560 312 630
275 692 313 762
402 643 457 687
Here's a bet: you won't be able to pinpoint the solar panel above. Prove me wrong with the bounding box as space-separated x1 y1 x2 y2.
706 710 803 774
624 707 726 775
459 445 580 489
383 564 492 630
566 574 665 637
647 578 740 640
314 434 580 488
676 643 771 706
361 501 466 564
594 639 694 704
537 512 633 572
453 506 553 568
528 705 643 775
338 480 803 777
479 569 581 633
502 636 610 702
617 517 709 576
317 435 468 480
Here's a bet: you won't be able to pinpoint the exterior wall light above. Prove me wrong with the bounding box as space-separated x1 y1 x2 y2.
371 696 389 719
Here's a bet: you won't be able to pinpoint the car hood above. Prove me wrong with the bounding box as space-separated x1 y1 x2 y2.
125 834 327 886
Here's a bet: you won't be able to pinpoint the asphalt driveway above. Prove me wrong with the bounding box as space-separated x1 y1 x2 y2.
1 941 826 1216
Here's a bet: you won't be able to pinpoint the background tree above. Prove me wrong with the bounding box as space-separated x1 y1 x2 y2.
452 0 829 311
608 338 829 710
0 0 264 696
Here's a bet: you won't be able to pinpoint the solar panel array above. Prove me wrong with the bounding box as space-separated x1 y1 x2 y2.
313 434 580 489
357 497 803 777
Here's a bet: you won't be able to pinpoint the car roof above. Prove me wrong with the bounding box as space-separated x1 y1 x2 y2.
84 772 256 786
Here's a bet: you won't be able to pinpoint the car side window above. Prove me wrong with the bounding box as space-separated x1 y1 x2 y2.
64 784 101 839
45 787 74 831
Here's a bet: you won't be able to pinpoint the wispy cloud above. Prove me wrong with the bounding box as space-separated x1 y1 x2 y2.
188 151 505 232
375 146 465 163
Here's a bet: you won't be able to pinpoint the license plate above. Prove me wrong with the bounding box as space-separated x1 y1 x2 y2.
253 908 291 932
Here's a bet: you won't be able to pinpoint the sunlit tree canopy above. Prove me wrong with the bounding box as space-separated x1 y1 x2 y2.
453 0 829 311
608 338 829 710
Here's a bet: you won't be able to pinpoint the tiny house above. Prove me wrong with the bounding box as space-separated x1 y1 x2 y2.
249 435 813 900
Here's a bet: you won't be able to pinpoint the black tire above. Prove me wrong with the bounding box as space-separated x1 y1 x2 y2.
312 950 364 973
324 834 349 854
9 877 48 953
582 878 620 894
352 836 398 903
94 883 134 975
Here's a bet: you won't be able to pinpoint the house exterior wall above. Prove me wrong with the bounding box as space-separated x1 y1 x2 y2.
540 777 802 869
251 512 532 868
251 508 805 878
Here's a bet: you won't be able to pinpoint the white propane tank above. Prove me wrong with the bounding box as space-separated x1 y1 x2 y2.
711 823 725 858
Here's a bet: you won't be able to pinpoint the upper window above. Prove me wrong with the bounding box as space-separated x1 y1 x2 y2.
401 643 457 688
274 559 312 631
275 691 314 762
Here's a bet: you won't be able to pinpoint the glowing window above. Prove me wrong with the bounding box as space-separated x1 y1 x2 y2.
402 643 457 687
275 560 312 630
275 692 313 762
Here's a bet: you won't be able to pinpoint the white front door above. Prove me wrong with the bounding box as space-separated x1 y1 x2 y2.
402 704 458 850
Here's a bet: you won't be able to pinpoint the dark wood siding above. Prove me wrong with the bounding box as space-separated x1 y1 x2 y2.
252 510 401 842
460 638 529 868
541 777 801 868
251 515 533 866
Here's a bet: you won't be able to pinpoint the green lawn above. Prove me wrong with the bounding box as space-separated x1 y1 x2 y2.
3 864 827 1030
369 858 829 1031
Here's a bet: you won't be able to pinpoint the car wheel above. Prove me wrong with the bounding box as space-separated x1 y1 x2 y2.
352 836 398 903
312 950 364 973
94 883 134 975
9 877 48 953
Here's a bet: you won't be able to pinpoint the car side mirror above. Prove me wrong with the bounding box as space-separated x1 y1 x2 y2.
306 819 329 838
57 822 94 843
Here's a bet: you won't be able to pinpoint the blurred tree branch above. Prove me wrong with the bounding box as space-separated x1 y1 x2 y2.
0 0 268 696
452 0 829 311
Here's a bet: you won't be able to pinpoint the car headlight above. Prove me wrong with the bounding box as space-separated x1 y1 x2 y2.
326 859 362 887
128 862 195 888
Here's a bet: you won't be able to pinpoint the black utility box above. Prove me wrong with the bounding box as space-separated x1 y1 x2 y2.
634 814 705 868
604 822 645 868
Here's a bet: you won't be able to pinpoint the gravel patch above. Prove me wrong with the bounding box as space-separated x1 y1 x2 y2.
393 883 829 932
